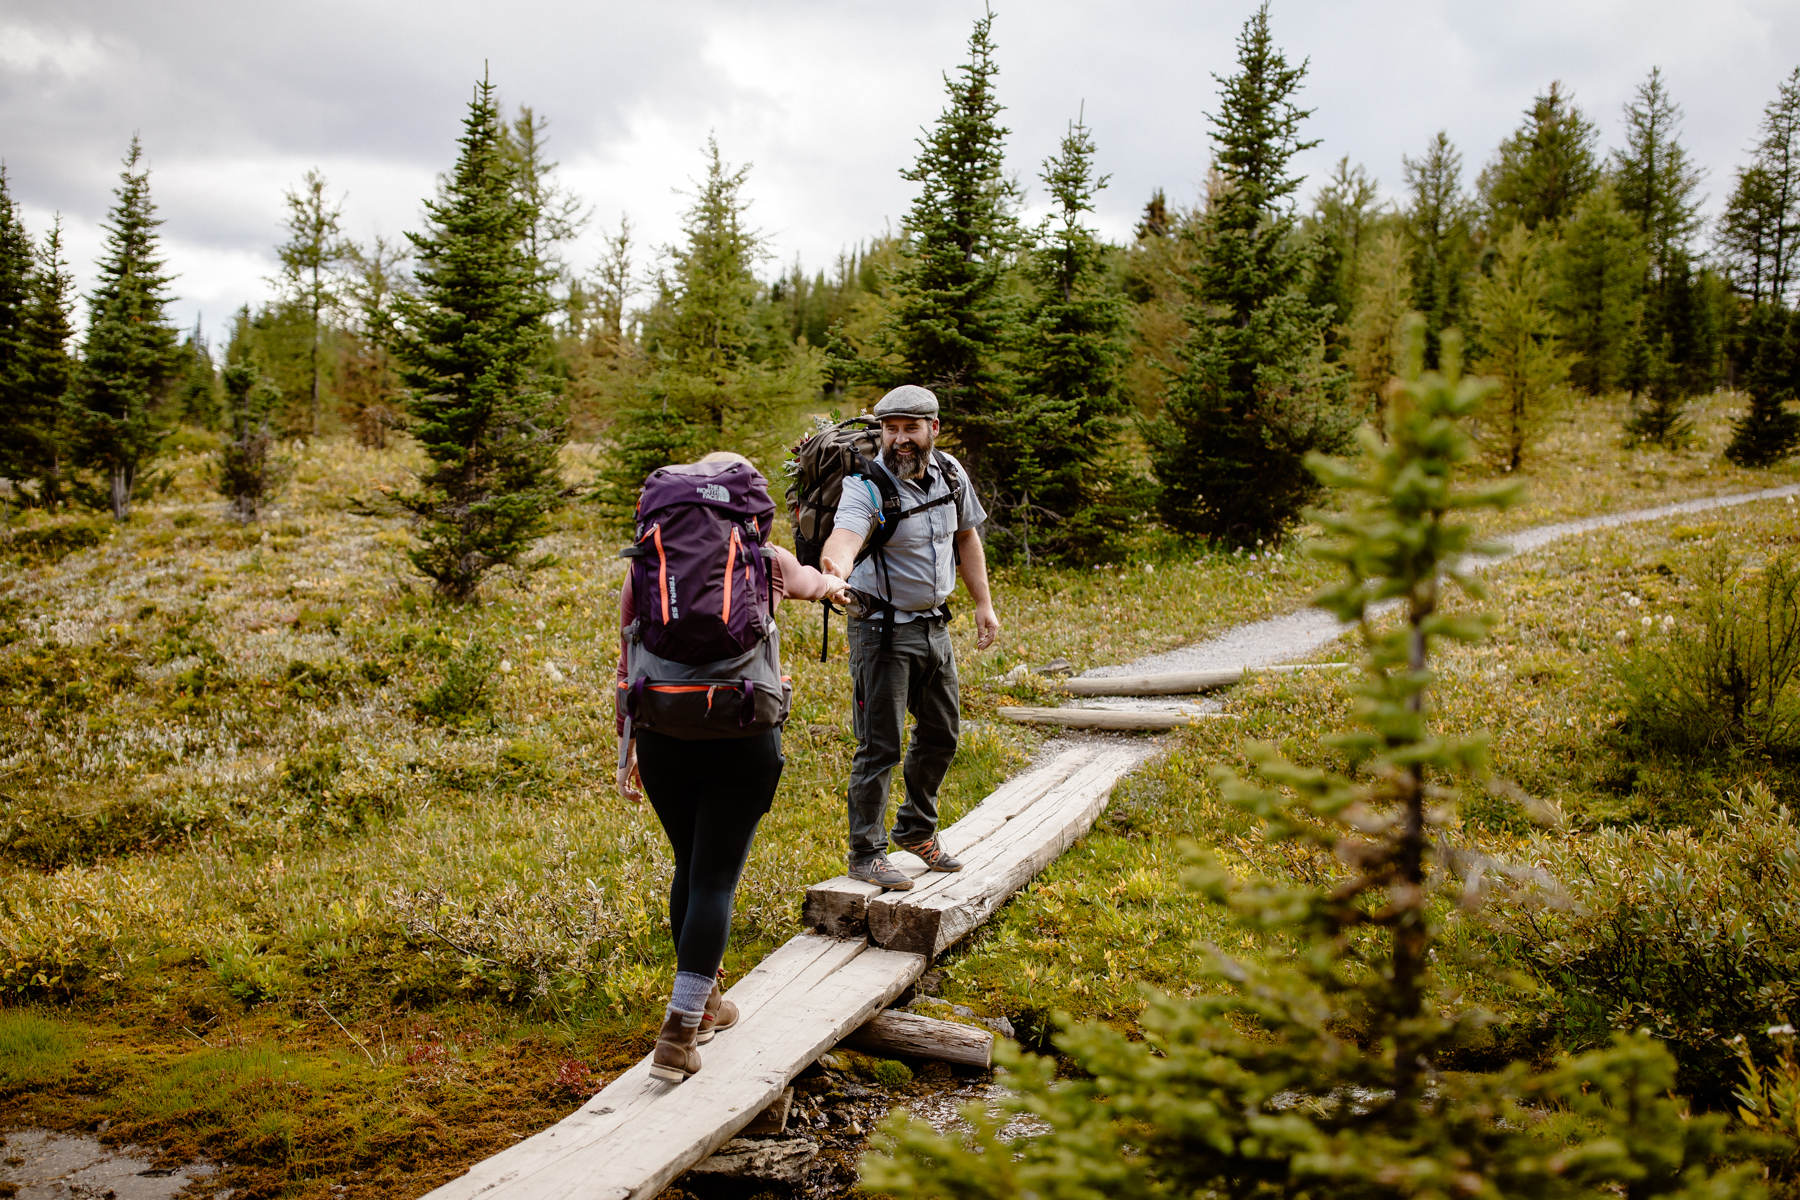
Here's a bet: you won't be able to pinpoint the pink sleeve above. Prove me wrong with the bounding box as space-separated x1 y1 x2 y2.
615 576 634 737
769 545 834 603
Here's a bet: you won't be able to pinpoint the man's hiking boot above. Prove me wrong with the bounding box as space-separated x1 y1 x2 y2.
895 834 963 873
650 1010 702 1083
849 854 914 891
698 971 738 1045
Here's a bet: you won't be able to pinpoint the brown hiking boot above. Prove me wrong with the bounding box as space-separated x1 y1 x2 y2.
650 1010 702 1083
698 972 738 1045
894 833 963 872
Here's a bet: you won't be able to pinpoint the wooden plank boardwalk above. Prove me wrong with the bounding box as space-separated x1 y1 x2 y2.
421 934 923 1200
421 739 1156 1200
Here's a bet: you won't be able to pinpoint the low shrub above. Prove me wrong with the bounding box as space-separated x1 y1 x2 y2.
413 638 500 725
1488 782 1800 1107
1735 1026 1800 1197
1609 547 1800 765
0 516 110 564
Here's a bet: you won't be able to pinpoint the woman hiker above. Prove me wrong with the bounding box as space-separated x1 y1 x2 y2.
615 451 849 1083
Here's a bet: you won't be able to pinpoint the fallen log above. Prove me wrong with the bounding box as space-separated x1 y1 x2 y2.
843 1009 994 1069
997 706 1235 731
1057 662 1350 697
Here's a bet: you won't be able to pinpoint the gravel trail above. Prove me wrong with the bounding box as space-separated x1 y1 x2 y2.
1082 483 1800 685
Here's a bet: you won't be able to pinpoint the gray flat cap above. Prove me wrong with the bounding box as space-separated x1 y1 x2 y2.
871 384 939 419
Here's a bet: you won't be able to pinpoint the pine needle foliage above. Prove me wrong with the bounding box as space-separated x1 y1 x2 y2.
839 6 1023 488
3 207 78 508
1724 305 1800 468
75 136 180 521
999 111 1135 565
1144 3 1353 544
864 322 1760 1200
216 321 287 524
396 75 566 602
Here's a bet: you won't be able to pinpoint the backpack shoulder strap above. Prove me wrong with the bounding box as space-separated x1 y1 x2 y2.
850 457 904 566
933 451 967 504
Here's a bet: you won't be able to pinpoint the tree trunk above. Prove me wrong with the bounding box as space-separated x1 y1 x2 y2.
110 465 132 521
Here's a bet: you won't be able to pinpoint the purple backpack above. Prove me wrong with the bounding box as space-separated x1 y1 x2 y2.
618 460 790 739
626 459 776 662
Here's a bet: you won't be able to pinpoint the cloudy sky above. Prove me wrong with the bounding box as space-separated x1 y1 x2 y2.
3 0 1796 340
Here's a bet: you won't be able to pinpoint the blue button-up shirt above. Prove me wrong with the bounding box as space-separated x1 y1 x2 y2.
833 452 986 619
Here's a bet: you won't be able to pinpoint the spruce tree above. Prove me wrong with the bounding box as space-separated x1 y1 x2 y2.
843 6 1023 488
1471 222 1568 471
504 106 590 325
1613 67 1705 361
1145 2 1351 543
608 136 818 500
217 311 286 523
1717 165 1784 305
76 136 180 521
274 168 350 435
1478 81 1600 233
1724 304 1800 467
10 218 77 507
1751 67 1800 306
1343 225 1413 431
1623 332 1694 449
1401 131 1477 368
1305 156 1381 353
864 325 1760 1200
396 76 566 602
340 234 411 449
0 165 37 494
1003 111 1132 564
173 321 221 428
1556 180 1648 395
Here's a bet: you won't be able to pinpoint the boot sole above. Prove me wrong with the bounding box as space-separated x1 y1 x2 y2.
649 1060 696 1083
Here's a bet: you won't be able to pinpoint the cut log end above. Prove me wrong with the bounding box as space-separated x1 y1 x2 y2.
843 1009 994 1069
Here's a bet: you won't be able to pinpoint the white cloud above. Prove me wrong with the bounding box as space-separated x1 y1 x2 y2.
4 0 1797 340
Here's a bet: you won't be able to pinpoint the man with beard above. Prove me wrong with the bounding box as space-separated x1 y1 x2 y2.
819 384 1000 891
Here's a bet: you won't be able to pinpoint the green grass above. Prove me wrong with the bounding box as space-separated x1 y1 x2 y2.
0 389 1795 1195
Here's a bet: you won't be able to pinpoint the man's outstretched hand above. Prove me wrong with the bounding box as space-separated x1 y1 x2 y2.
820 555 853 605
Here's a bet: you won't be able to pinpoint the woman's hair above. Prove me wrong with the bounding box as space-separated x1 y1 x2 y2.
697 451 751 467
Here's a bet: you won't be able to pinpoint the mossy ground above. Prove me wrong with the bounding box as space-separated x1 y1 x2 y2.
1 390 1795 1196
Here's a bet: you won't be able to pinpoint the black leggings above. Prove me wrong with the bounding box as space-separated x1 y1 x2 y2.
635 728 784 978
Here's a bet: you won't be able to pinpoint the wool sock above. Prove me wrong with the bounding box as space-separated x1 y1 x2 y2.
667 970 713 1029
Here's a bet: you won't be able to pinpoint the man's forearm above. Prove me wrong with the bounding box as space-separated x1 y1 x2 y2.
955 530 992 606
820 528 863 578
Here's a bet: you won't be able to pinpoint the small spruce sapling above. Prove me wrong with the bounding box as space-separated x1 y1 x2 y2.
863 319 1759 1199
217 358 287 523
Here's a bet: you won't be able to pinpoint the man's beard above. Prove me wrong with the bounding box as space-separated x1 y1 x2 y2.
882 438 932 480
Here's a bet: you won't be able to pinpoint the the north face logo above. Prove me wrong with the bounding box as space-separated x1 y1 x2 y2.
697 483 730 503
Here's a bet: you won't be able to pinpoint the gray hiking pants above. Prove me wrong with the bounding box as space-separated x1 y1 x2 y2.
845 614 960 863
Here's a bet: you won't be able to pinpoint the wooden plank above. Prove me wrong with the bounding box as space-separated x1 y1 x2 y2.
864 750 1138 925
427 933 867 1196
866 744 1155 956
422 934 924 1200
843 1009 994 1068
801 745 1093 937
1058 666 1249 695
894 748 1140 897
998 706 1235 730
1057 662 1350 696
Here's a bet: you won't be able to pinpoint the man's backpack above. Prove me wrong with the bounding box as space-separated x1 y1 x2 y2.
784 415 965 657
616 459 791 739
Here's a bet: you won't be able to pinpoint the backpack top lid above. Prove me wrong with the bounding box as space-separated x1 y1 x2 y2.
637 458 775 539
